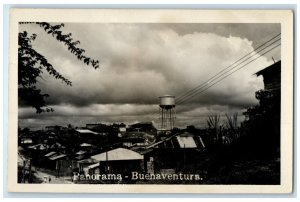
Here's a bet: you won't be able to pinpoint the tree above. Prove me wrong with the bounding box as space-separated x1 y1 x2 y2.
18 22 100 113
224 113 239 141
206 114 222 145
241 89 280 157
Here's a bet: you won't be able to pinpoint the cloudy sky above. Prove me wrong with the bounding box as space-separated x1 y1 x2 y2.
18 23 281 129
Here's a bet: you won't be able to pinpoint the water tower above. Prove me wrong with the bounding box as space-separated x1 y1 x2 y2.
159 95 176 130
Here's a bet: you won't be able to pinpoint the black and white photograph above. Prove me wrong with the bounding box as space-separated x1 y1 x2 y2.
8 9 294 193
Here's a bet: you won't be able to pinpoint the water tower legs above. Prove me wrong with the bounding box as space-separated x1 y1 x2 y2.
159 107 176 130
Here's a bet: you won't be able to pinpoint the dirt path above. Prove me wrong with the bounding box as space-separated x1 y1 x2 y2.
34 169 73 184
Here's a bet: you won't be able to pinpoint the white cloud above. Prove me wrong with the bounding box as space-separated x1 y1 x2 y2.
18 23 279 129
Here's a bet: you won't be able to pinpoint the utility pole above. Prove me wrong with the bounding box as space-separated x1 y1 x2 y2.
106 150 109 174
183 144 186 170
22 160 26 183
29 159 32 183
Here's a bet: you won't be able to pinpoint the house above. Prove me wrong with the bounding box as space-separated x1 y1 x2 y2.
252 60 281 154
127 122 157 135
146 131 205 150
76 158 98 174
75 129 99 135
27 143 48 151
112 123 127 137
79 143 93 152
43 153 76 177
44 151 56 158
80 143 92 147
121 132 155 148
74 149 91 165
20 137 33 145
140 132 206 173
255 61 281 93
74 129 105 143
88 148 144 175
85 123 112 134
50 142 66 150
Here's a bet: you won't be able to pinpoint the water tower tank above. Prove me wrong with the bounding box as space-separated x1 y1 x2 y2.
158 95 176 130
159 95 175 109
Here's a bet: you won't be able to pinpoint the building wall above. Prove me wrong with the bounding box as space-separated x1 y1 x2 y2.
256 61 281 93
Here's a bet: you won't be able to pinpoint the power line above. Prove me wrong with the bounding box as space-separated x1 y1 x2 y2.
177 43 281 105
176 37 281 104
176 33 281 103
176 33 281 102
148 33 281 121
176 40 281 104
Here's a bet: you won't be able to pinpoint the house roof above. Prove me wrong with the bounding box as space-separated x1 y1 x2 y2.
91 148 143 161
50 142 63 149
49 154 67 160
28 144 47 150
87 162 100 169
176 136 197 148
80 143 92 147
76 129 99 135
28 144 42 149
77 158 98 164
44 151 56 157
76 150 87 155
21 138 33 144
146 132 205 149
255 61 281 76
75 155 86 160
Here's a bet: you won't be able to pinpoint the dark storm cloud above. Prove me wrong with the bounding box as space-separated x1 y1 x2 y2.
19 103 246 129
18 23 280 128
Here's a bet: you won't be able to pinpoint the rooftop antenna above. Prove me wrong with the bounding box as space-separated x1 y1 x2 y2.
272 57 276 64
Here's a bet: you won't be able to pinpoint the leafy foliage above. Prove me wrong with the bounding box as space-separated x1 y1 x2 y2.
241 89 280 157
18 22 100 113
243 90 280 121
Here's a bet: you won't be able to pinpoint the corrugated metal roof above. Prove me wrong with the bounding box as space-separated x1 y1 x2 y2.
21 138 33 143
76 150 87 155
176 136 197 148
28 144 42 149
75 155 86 160
28 144 47 150
87 162 100 169
76 129 99 135
44 151 56 157
77 158 97 163
145 132 206 150
49 154 67 160
80 143 92 147
91 148 143 161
